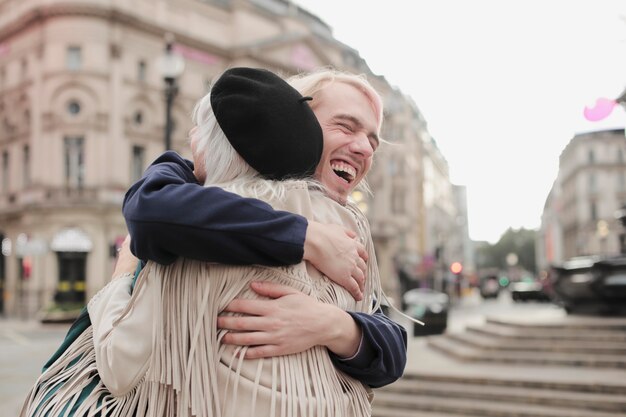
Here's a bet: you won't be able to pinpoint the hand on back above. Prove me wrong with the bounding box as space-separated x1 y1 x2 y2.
303 221 368 301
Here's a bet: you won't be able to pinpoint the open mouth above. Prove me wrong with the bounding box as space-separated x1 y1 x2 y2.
331 160 356 184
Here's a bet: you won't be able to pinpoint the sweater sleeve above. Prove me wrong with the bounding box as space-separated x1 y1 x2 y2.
88 273 157 396
122 152 308 266
328 309 407 388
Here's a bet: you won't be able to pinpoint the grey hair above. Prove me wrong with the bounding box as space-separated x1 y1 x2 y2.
191 91 322 201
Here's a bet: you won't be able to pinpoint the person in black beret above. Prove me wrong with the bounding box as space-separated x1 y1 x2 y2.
21 67 407 417
20 67 391 417
124 66 405 386
208 66 323 180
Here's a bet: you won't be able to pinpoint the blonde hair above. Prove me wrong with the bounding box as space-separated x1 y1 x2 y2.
288 68 384 132
288 68 383 196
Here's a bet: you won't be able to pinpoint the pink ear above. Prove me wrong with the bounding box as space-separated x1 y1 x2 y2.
584 98 617 121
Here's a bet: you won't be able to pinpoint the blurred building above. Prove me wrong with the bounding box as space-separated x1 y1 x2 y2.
0 0 467 318
538 128 626 270
420 133 468 291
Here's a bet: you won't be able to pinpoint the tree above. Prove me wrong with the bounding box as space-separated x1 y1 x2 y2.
475 227 537 273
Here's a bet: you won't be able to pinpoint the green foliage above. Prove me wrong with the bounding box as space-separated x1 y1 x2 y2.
476 227 537 273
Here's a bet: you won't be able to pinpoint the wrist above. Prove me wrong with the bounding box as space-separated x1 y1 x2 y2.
322 305 362 358
302 220 322 263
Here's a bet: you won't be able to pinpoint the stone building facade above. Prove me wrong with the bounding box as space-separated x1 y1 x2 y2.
538 128 626 271
0 0 467 317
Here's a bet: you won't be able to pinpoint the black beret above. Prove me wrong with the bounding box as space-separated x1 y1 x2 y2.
210 67 323 180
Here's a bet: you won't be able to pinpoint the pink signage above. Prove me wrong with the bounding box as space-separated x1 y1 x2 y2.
290 44 317 71
173 44 220 66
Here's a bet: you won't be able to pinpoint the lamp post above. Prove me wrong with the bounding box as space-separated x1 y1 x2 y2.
616 206 626 255
158 34 185 151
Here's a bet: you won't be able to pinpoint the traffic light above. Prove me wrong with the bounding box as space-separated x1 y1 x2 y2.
450 262 463 275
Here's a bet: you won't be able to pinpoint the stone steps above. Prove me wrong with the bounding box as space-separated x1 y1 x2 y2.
468 323 626 342
486 317 626 331
372 391 626 417
447 331 626 355
379 377 626 412
399 373 626 395
373 406 461 417
428 335 626 368
375 315 626 417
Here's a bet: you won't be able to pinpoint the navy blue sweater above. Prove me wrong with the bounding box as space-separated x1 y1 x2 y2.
122 151 407 388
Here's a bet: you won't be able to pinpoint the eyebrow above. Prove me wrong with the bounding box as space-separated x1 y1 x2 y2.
334 114 380 146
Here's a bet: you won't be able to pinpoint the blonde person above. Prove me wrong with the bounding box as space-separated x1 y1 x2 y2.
21 68 405 417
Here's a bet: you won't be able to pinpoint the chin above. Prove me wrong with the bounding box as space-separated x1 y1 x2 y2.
329 190 348 205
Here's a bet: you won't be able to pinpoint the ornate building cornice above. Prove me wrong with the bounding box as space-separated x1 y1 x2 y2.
0 2 229 59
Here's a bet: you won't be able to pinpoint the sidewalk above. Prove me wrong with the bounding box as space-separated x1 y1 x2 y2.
0 318 69 417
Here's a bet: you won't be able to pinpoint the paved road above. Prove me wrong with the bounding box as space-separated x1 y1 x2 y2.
0 320 70 417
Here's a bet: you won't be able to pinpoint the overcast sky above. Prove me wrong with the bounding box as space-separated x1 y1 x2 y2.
294 0 626 243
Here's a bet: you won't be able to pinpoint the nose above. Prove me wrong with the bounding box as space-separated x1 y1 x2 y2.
349 132 374 159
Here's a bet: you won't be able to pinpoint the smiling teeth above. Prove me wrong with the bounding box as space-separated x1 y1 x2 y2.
331 162 356 179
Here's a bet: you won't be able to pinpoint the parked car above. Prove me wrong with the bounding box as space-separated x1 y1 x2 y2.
403 288 449 336
551 255 626 315
510 279 551 302
479 275 500 299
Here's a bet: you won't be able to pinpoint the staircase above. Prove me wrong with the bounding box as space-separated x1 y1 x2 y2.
372 316 626 417
373 373 626 417
428 317 626 368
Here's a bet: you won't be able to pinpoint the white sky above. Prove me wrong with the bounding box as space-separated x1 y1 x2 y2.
294 0 626 243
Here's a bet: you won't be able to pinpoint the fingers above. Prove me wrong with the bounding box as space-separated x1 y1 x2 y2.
223 298 272 316
357 242 368 263
112 235 139 279
344 228 357 239
249 281 299 299
220 330 274 347
243 345 280 359
342 274 363 301
355 257 367 291
217 315 272 332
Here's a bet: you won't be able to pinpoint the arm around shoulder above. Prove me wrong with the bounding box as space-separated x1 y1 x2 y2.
123 151 308 266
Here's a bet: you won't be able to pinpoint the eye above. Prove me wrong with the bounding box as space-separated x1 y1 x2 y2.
338 122 354 132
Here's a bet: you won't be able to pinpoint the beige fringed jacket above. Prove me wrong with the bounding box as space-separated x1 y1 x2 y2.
85 181 381 417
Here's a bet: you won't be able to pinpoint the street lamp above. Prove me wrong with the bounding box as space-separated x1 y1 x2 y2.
158 34 185 151
615 206 626 255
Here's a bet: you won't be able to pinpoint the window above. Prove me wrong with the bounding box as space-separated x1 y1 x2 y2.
131 145 145 182
23 145 30 187
590 201 597 221
620 172 626 191
618 149 624 163
391 186 405 214
138 60 147 82
64 136 84 188
66 46 82 71
589 173 596 192
1 151 8 193
67 101 81 115
133 111 143 126
588 149 595 164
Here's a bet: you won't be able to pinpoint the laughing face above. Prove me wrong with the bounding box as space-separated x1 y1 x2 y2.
311 82 381 204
